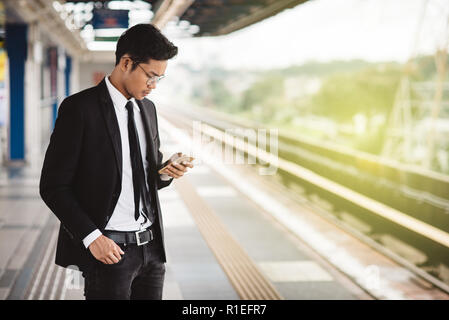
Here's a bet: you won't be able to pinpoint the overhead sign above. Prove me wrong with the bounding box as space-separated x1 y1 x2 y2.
94 36 120 42
92 9 129 29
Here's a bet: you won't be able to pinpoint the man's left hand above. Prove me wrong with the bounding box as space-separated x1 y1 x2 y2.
160 161 194 179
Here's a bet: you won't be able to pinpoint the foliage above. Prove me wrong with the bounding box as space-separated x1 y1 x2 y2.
194 56 442 156
310 64 401 122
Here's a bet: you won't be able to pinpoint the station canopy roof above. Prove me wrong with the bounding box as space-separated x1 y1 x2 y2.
5 0 308 55
64 0 308 37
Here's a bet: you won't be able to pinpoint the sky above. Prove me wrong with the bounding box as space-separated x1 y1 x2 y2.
167 0 449 71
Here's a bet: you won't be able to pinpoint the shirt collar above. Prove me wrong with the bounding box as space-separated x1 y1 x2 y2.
105 75 140 113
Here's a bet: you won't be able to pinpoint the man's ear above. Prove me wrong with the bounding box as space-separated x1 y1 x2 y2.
120 57 131 72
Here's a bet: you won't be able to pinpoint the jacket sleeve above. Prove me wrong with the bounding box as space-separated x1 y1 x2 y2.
153 106 173 190
39 98 98 242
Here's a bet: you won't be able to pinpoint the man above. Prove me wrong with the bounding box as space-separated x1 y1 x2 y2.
39 24 193 300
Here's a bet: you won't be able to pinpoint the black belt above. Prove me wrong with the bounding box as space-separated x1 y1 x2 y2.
103 225 155 246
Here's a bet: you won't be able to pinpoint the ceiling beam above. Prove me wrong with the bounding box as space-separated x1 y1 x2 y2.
152 0 195 29
211 0 307 36
5 0 88 58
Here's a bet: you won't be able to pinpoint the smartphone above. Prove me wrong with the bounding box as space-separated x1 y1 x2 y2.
158 155 195 174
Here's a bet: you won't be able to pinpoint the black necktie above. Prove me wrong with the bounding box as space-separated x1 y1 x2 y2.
125 101 155 224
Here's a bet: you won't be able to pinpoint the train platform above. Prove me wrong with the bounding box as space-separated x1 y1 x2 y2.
0 113 447 300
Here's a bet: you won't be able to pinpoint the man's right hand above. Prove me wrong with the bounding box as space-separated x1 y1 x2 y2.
88 235 125 264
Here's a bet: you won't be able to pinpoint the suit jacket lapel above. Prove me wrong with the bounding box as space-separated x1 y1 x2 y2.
97 79 157 184
97 78 123 181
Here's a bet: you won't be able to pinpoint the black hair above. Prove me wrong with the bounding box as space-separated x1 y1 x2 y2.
115 23 178 69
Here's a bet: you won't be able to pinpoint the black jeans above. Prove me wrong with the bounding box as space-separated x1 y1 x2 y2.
82 237 165 300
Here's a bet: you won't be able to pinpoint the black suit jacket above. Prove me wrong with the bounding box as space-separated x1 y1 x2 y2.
39 78 173 271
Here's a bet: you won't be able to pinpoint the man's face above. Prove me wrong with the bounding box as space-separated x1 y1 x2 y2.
122 57 167 101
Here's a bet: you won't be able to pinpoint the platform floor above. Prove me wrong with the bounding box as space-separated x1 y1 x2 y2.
0 124 372 300
0 163 367 300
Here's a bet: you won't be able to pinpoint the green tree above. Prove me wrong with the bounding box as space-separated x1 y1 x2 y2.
239 75 284 113
310 64 401 122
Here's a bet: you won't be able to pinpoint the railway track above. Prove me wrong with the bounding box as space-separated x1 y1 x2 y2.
157 103 449 293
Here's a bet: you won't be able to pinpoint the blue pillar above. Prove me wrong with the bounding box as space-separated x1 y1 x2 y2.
6 24 27 161
65 55 72 97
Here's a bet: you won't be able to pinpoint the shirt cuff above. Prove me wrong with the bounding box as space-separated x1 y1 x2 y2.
160 173 173 181
82 229 102 249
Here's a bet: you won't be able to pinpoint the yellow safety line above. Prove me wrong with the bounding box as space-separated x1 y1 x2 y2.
174 177 283 300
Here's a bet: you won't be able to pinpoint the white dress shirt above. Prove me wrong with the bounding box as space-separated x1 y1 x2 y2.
82 76 170 248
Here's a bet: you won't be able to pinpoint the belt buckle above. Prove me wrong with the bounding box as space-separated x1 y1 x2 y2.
135 230 148 246
135 229 153 246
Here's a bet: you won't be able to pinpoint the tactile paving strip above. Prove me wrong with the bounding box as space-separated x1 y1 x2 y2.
175 177 283 300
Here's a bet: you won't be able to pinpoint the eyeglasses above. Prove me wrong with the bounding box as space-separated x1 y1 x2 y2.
135 63 165 86
122 56 165 85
